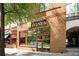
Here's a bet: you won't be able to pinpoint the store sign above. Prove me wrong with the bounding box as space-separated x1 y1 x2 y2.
31 19 48 28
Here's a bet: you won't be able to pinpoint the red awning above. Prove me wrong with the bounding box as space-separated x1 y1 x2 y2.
19 31 26 37
11 34 17 38
11 30 17 38
11 30 26 38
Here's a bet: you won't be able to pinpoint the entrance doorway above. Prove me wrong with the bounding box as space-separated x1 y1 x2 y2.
67 27 79 47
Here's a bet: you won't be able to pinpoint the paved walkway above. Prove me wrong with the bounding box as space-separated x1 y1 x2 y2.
5 48 79 56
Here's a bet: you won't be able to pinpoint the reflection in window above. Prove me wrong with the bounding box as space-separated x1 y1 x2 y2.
66 3 79 17
76 3 79 15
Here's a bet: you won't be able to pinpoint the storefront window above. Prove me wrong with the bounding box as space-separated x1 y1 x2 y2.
76 3 79 15
67 3 79 17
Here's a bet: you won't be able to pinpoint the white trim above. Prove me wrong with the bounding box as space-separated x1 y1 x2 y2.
66 19 79 30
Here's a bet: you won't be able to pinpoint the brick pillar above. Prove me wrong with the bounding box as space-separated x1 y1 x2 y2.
46 3 66 53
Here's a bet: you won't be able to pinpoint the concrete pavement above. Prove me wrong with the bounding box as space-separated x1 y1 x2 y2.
5 48 79 56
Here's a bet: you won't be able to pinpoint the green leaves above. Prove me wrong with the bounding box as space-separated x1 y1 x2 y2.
4 3 45 25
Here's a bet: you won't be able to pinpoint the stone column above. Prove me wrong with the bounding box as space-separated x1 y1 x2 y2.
25 30 28 45
46 3 66 53
16 23 28 47
16 25 20 48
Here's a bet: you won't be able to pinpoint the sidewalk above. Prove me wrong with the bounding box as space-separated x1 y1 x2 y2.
5 48 79 56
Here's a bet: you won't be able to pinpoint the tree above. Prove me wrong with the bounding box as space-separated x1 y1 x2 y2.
0 3 5 56
0 3 45 55
4 3 41 25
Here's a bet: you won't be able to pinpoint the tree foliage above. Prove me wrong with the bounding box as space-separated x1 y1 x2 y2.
4 3 45 25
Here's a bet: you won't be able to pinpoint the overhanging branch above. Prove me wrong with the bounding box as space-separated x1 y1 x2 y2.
4 10 17 14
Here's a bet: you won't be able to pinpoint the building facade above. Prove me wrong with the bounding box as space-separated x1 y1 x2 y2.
4 3 79 53
66 3 79 47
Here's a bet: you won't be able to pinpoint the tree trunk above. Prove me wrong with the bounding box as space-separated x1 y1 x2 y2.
46 3 66 53
0 3 5 56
